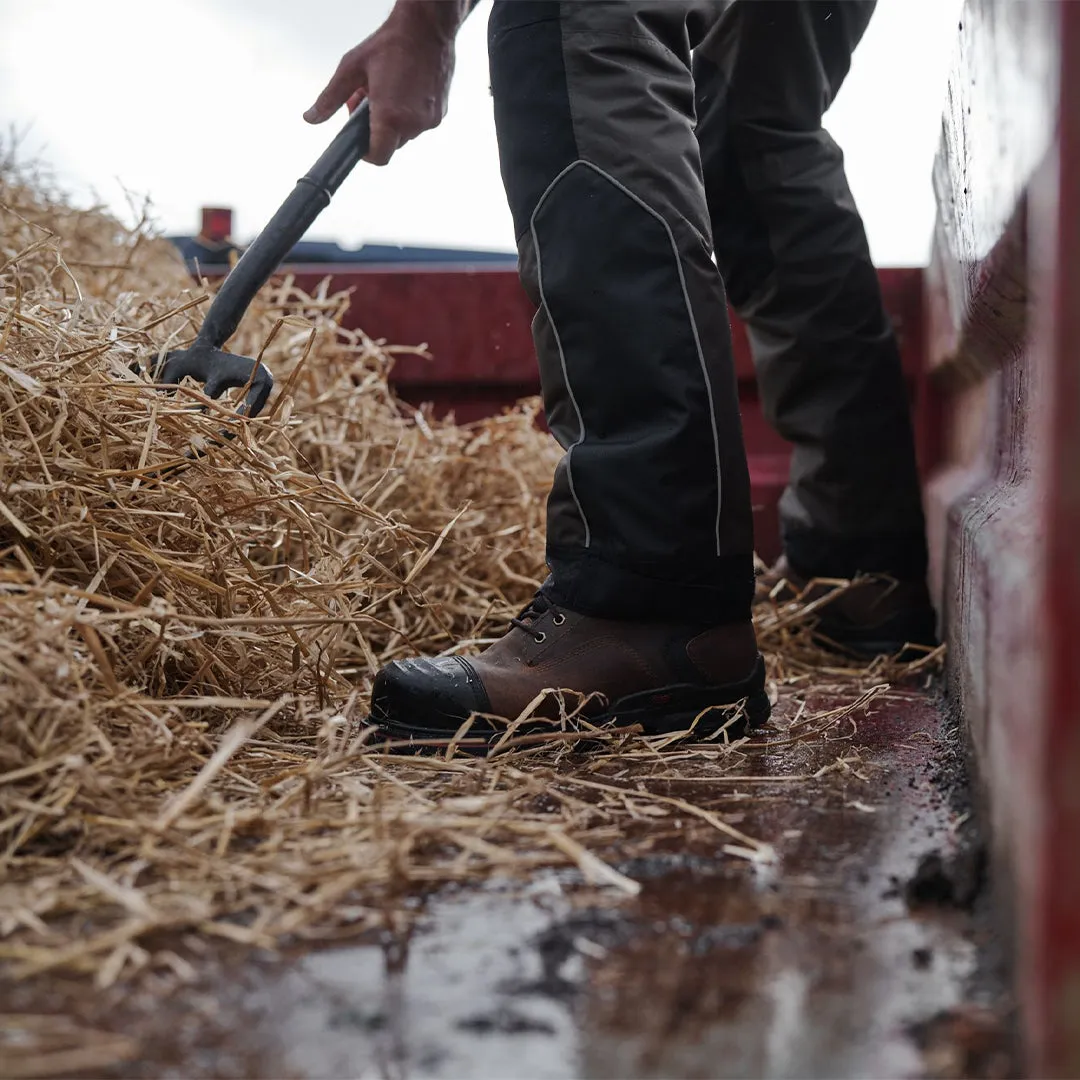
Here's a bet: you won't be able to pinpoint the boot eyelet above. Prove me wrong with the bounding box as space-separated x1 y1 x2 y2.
533 631 547 644
551 614 566 626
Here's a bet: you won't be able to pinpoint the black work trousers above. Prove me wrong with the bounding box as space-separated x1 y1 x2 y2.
489 0 928 625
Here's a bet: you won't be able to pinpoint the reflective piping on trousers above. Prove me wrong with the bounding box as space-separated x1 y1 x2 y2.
566 160 725 556
530 162 593 547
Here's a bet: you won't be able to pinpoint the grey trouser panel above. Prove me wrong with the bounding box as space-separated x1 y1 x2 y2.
694 1 927 580
488 1 927 623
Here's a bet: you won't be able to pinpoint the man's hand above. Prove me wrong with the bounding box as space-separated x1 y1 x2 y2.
304 0 467 165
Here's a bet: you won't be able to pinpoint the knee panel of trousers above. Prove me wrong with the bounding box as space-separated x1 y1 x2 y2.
531 161 725 565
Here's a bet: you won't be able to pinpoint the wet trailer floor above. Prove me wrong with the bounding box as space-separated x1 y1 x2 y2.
2 689 1016 1080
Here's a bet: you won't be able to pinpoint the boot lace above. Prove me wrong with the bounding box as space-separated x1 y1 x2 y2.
509 592 565 644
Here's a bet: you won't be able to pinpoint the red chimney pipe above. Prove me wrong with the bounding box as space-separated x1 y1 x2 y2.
200 207 233 244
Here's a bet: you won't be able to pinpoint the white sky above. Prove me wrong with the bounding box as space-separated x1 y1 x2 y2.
1 0 961 264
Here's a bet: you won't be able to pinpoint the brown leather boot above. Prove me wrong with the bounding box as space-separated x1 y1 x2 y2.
757 555 937 658
370 589 770 749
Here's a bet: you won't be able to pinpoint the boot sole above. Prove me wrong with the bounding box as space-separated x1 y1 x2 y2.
812 617 939 662
371 663 772 755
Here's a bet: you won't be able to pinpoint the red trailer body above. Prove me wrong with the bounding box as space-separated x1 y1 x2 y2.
277 263 933 565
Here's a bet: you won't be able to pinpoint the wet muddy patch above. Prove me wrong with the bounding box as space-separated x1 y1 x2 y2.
1 687 1017 1079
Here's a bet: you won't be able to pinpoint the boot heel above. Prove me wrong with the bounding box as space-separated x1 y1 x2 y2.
604 685 771 740
746 689 772 730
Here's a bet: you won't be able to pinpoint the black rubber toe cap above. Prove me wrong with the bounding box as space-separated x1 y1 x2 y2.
370 655 492 736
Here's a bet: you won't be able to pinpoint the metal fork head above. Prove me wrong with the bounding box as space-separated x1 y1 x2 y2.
154 343 274 418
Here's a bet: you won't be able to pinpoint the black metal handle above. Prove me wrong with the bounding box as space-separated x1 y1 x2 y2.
152 0 480 423
197 100 372 349
187 0 481 356
151 102 373 419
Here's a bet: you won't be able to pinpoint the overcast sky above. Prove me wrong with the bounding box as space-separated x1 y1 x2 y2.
1 0 961 263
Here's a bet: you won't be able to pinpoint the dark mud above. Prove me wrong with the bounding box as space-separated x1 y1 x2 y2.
1 688 1017 1079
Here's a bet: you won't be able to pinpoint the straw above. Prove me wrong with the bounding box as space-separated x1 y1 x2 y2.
0 154 941 1002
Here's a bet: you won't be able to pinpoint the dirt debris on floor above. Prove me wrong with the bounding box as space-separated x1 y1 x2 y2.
0 160 1013 1078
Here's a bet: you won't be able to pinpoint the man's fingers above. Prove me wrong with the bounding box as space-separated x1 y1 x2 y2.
365 115 401 166
304 52 365 124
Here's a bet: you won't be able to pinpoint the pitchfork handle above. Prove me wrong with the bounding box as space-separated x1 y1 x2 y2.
197 100 373 350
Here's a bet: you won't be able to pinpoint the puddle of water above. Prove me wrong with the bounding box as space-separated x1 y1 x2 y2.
276 887 581 1080
260 697 980 1080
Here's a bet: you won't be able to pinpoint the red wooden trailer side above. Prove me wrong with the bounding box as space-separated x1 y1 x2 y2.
923 1 1080 1073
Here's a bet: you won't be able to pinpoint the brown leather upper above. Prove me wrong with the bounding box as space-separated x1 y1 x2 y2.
468 601 759 720
757 556 934 631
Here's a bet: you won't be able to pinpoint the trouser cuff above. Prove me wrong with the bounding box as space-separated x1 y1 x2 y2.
546 545 754 624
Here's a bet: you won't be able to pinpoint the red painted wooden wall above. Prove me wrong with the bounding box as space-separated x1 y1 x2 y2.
924 0 1080 1073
